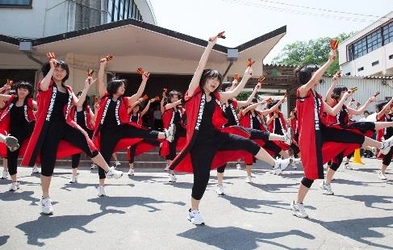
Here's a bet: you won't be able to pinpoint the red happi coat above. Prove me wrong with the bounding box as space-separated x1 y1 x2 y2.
267 111 290 151
238 110 276 163
93 95 144 152
297 89 365 179
0 95 35 158
159 107 186 157
21 81 97 166
168 87 249 173
126 112 159 160
70 105 95 131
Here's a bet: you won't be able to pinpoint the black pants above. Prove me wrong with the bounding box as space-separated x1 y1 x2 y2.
71 129 93 169
128 139 159 164
166 125 186 160
191 132 260 200
40 121 98 177
7 122 34 176
99 124 159 179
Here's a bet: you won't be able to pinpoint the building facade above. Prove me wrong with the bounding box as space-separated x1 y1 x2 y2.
338 11 393 77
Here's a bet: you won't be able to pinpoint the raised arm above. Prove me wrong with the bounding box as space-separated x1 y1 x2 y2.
348 95 375 115
98 58 108 98
377 98 393 119
298 50 336 98
188 33 222 97
164 99 182 111
160 89 167 114
140 98 153 117
237 83 261 108
259 96 286 116
241 100 266 115
0 94 11 103
325 71 340 105
127 72 150 107
40 59 57 92
75 76 95 110
220 65 253 103
323 90 353 115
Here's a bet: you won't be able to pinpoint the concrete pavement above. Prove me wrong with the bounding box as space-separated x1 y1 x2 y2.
0 158 392 249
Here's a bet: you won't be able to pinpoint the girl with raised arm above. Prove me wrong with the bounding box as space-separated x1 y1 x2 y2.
21 56 123 214
168 33 292 225
291 49 393 218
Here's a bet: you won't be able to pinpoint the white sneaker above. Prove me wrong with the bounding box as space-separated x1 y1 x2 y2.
380 136 393 155
90 164 97 170
187 209 205 225
165 124 176 142
70 175 78 183
9 181 20 191
245 176 252 183
273 158 292 175
41 197 54 215
106 167 123 179
168 173 177 183
127 168 135 176
319 181 334 195
235 163 242 170
290 200 308 218
2 170 8 179
378 171 387 180
98 185 106 197
5 134 19 152
114 160 121 168
31 166 40 174
215 184 225 195
164 165 170 171
283 128 292 145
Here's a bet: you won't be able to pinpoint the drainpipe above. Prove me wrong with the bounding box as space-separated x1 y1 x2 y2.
222 48 238 80
19 41 43 66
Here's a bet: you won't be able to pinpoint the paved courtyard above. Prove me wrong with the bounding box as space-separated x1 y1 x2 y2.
0 158 392 249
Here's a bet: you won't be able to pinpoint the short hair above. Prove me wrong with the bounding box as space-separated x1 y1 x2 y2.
331 86 348 100
41 60 70 82
167 90 183 103
199 69 223 92
15 81 34 98
107 78 127 96
295 64 319 85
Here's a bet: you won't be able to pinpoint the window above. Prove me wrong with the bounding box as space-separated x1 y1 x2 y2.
0 0 32 7
372 60 379 66
383 22 393 45
357 67 364 72
389 54 393 60
352 38 367 59
366 30 382 53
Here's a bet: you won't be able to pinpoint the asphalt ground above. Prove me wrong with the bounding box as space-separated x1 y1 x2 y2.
0 158 392 250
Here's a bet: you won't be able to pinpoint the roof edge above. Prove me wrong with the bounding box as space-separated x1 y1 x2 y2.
235 26 287 52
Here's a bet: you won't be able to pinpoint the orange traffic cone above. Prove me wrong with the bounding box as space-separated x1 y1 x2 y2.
352 149 364 165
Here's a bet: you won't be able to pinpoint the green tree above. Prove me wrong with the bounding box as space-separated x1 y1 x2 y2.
272 33 352 75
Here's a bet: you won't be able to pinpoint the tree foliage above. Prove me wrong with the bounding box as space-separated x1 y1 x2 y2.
272 33 353 75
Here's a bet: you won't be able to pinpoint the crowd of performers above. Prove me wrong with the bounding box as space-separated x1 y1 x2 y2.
1 32 393 225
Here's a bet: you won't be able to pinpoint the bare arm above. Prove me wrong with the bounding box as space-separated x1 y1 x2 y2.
259 97 286 116
160 89 167 114
323 91 353 115
141 99 154 117
98 58 108 98
164 99 182 110
298 50 336 98
325 72 340 106
241 101 266 115
377 98 393 119
0 94 11 103
40 59 57 91
127 72 150 107
236 83 261 108
348 95 375 115
220 66 253 102
75 77 95 109
187 34 220 97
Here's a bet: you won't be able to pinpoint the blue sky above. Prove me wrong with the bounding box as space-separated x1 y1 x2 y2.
149 0 392 63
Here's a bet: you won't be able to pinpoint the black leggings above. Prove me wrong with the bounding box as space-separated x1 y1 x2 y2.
99 124 159 179
191 132 260 200
166 126 186 160
40 121 98 177
71 129 93 169
128 139 159 164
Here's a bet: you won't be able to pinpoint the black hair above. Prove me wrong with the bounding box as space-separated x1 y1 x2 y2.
331 86 348 100
15 81 34 98
166 90 183 103
199 69 223 92
41 60 70 82
267 99 280 109
376 100 388 112
220 81 231 91
76 91 90 108
107 78 127 96
295 64 319 85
